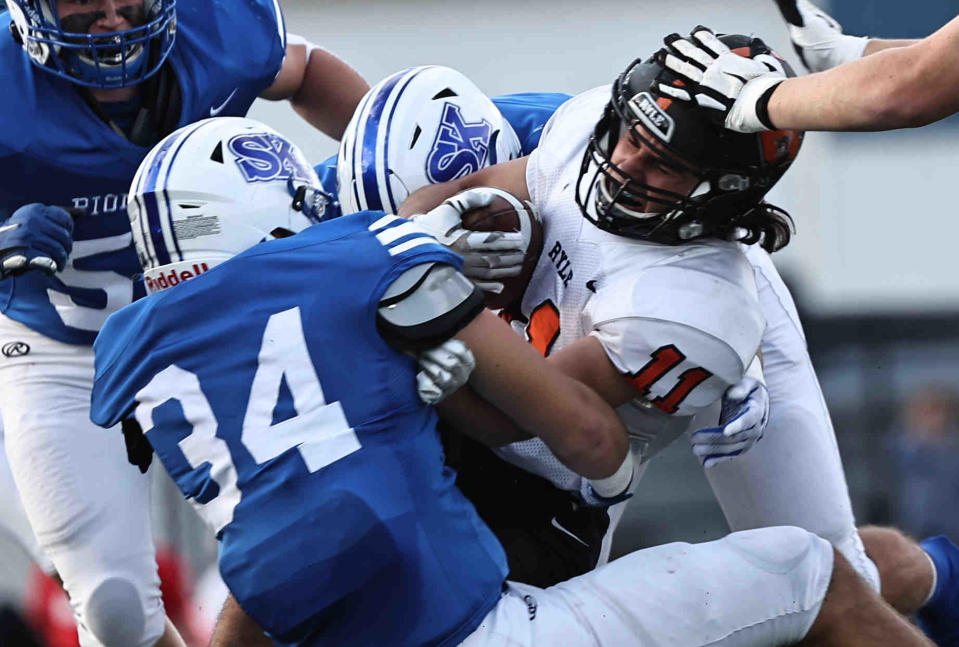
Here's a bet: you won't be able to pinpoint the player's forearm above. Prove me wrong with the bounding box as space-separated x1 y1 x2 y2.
209 595 272 647
458 311 629 480
290 48 368 140
435 387 533 447
862 38 918 56
398 179 472 218
769 18 959 131
398 157 531 218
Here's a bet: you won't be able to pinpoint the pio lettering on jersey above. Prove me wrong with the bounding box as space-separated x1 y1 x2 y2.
143 261 211 294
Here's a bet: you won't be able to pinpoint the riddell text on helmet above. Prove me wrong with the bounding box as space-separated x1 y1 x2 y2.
145 262 211 292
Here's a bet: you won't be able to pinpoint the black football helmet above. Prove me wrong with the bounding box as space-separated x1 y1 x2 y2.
576 34 804 251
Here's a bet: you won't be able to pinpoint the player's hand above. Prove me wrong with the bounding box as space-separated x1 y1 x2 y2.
411 189 527 294
121 418 153 474
0 204 75 278
654 26 786 133
690 376 769 468
774 0 868 72
416 339 476 406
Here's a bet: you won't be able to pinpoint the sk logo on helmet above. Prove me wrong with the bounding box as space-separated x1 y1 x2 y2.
426 103 492 183
228 133 314 184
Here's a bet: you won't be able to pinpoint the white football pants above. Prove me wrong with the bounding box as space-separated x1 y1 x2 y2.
699 246 879 590
462 526 833 647
0 314 166 647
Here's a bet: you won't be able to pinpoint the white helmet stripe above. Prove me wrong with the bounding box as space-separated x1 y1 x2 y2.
136 119 217 264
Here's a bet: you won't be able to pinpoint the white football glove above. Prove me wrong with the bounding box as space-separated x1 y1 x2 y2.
410 188 528 294
690 376 769 468
774 0 868 72
416 339 476 406
655 27 787 133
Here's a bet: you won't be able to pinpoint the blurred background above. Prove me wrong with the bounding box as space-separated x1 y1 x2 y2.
4 0 959 643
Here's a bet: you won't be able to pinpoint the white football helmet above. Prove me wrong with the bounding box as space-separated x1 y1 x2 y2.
337 65 521 215
129 117 327 294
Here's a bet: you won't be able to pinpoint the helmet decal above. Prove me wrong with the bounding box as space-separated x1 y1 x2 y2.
337 65 522 215
129 118 324 294
425 102 492 183
228 134 315 184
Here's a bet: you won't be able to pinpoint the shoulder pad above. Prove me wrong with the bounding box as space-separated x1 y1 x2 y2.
378 263 485 352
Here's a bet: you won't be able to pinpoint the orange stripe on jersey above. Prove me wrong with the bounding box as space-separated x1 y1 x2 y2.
525 300 560 357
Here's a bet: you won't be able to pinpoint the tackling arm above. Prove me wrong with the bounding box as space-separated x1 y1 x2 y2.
397 157 531 218
260 34 369 139
455 309 630 481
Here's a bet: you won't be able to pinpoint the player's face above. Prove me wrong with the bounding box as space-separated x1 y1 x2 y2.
608 123 700 213
55 0 147 34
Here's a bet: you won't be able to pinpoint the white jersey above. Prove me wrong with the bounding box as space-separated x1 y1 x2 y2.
495 86 765 490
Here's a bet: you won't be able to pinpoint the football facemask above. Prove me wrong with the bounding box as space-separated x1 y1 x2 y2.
576 34 803 247
6 0 176 89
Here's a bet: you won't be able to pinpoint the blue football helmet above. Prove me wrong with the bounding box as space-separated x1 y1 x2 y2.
6 0 176 89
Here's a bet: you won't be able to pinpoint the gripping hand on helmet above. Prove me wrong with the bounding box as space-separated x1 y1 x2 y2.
654 26 787 133
411 188 527 294
0 204 75 278
774 0 868 72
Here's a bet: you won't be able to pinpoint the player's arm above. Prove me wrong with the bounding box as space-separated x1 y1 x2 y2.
455 310 630 481
659 17 959 133
259 34 369 140
767 19 959 131
397 157 531 218
378 261 629 481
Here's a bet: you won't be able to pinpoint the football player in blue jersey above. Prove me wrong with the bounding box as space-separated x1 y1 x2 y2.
0 2 368 646
92 115 933 647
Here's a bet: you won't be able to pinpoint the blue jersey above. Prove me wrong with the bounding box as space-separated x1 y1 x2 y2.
492 92 571 154
0 0 287 345
90 212 508 647
312 92 571 222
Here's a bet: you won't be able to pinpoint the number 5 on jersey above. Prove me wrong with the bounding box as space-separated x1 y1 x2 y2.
133 307 360 533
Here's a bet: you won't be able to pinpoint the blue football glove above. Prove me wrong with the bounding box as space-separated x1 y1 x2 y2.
0 204 75 278
690 376 769 468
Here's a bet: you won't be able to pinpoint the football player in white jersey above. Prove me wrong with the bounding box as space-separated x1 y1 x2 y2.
650 6 959 644
396 35 891 595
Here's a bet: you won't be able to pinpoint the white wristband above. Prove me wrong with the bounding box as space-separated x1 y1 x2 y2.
588 450 635 498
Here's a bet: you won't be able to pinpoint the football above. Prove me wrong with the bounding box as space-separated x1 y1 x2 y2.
459 191 543 310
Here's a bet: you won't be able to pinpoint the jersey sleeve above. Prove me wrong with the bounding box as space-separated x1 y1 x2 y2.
90 300 159 428
376 263 485 352
526 86 609 206
584 258 765 417
492 93 572 154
